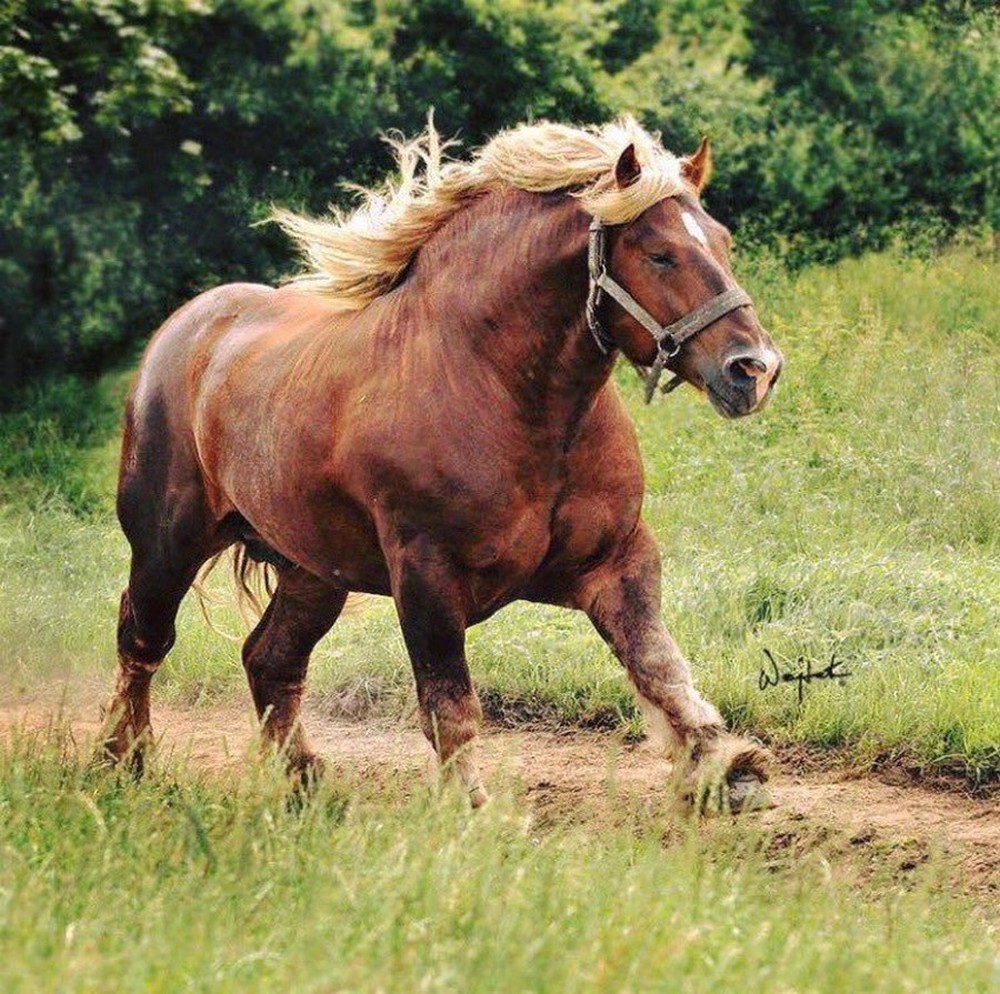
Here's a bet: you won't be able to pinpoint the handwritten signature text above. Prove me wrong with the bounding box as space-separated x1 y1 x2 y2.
758 648 852 703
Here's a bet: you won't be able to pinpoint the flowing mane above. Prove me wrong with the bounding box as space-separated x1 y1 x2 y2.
273 116 685 309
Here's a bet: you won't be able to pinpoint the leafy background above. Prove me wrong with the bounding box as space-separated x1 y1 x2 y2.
1 0 997 394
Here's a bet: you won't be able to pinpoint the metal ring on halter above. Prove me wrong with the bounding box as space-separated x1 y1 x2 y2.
661 337 682 360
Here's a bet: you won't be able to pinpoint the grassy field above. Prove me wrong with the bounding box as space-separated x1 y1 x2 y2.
1 245 999 990
1 728 998 994
2 245 998 783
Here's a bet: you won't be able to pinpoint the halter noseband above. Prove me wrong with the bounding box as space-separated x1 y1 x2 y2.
586 218 754 403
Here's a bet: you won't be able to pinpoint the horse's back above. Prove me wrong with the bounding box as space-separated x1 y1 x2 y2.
130 282 275 412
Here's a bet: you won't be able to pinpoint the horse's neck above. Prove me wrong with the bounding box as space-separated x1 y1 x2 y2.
407 189 614 434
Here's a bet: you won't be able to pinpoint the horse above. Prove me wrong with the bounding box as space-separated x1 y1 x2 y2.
102 117 783 811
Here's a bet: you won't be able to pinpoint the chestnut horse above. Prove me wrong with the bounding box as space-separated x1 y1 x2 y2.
103 118 783 810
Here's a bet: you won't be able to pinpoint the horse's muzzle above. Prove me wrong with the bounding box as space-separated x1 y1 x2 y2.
708 347 783 418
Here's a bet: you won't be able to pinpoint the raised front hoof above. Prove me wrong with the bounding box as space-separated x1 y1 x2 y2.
681 735 774 816
722 773 774 814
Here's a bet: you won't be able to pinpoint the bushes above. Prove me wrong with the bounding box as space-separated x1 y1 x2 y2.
0 0 385 391
0 0 996 395
738 0 999 258
613 0 998 261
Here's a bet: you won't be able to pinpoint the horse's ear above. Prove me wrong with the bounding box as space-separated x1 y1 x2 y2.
681 137 713 193
615 143 641 188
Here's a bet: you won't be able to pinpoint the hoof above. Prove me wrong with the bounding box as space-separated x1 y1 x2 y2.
726 773 774 814
90 747 146 781
289 753 326 792
94 726 149 779
681 734 773 816
469 785 490 809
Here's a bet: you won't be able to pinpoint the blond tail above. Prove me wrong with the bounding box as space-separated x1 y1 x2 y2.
191 544 372 641
191 543 277 642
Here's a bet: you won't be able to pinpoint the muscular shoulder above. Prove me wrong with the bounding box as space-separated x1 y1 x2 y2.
533 379 645 590
567 378 644 497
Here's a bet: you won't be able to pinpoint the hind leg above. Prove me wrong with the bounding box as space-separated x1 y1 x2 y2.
241 568 347 779
104 530 217 773
103 407 222 772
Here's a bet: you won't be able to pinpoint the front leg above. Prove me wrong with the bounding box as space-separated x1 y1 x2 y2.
577 521 770 813
389 542 489 809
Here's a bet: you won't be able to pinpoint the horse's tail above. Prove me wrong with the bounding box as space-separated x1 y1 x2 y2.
191 544 277 642
191 543 370 641
230 542 276 619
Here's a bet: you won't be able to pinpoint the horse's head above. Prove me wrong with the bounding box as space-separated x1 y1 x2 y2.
593 141 782 417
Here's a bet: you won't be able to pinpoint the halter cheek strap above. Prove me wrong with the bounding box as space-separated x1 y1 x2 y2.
586 218 754 403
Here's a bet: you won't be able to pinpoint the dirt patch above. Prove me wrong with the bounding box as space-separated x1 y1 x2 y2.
2 684 998 903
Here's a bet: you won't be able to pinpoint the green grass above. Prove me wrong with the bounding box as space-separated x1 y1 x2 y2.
0 371 130 514
0 729 997 994
2 245 999 991
1 246 999 783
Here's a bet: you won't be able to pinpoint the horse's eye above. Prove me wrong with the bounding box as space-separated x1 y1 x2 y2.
648 252 676 269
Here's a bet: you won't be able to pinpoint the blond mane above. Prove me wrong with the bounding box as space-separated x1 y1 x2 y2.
273 116 686 309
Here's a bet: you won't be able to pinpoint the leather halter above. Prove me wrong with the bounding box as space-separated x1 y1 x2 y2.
586 218 754 403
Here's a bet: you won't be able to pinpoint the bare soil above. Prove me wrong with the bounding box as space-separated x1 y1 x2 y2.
3 681 998 905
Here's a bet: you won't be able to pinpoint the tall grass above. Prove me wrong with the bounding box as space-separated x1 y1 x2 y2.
0 730 996 993
1 247 998 783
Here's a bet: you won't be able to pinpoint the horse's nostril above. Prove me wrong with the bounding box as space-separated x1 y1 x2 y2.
742 357 767 377
726 354 768 383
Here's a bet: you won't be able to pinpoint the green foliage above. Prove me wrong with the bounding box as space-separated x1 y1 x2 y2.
610 0 999 260
385 0 609 138
0 0 387 390
0 0 997 388
737 0 999 256
597 0 662 73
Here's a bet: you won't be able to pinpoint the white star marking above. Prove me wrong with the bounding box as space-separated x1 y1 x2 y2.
681 211 709 248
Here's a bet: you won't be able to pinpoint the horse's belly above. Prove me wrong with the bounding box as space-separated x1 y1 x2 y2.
279 504 391 594
232 476 393 594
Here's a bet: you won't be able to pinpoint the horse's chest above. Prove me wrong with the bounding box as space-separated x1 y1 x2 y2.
458 505 552 612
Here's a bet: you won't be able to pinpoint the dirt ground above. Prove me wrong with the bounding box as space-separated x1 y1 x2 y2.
3 681 998 906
